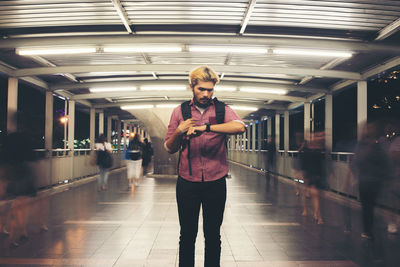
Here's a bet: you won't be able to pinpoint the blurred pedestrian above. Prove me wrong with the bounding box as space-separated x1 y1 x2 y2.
126 133 144 188
142 138 153 175
95 134 113 191
1 132 40 247
353 121 390 239
299 131 325 224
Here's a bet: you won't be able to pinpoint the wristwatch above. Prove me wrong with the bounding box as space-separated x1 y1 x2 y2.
205 123 211 132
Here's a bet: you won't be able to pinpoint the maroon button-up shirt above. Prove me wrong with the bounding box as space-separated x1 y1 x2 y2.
164 99 243 182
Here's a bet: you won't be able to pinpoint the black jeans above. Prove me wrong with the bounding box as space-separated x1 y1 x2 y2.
176 176 227 267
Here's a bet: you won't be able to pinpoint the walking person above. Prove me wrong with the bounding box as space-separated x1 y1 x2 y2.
126 133 144 188
95 134 113 191
353 121 390 239
164 66 245 267
142 138 153 175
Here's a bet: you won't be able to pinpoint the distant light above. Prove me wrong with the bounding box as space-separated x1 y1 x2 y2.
60 116 68 124
90 87 137 93
121 105 154 110
372 104 381 109
17 47 96 55
273 49 352 58
240 87 287 95
299 179 305 184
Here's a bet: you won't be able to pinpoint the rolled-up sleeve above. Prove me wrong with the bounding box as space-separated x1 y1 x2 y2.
164 106 182 153
224 105 244 124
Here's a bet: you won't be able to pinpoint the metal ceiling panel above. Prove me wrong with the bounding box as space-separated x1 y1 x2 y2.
0 0 119 28
252 0 400 30
0 0 399 118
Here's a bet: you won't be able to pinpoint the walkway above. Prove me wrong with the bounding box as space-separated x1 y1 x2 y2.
0 164 399 267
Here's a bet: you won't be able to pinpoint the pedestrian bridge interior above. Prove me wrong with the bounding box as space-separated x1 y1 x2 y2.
0 1 400 266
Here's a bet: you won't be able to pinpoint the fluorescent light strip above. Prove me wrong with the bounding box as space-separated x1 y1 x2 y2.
17 47 96 55
140 85 187 91
155 104 179 108
273 49 352 58
215 86 237 92
104 46 182 53
240 87 287 95
189 45 267 54
121 105 154 110
231 106 258 111
90 87 137 93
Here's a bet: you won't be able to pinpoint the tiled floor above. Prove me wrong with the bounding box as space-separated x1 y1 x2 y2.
0 164 399 267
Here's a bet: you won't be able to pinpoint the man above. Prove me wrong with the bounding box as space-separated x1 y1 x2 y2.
164 66 245 267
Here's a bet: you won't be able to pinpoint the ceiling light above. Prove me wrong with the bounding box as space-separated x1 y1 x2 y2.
240 87 287 95
231 106 258 111
215 86 237 92
121 105 154 110
104 46 182 53
273 49 352 58
189 45 267 54
16 47 96 55
89 87 137 93
140 85 187 91
155 104 179 108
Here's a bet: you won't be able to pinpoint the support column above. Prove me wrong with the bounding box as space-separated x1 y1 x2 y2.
311 102 315 133
45 91 53 152
107 116 112 143
68 100 75 152
267 117 272 138
123 123 127 150
304 102 311 142
357 81 367 140
90 108 95 150
252 121 256 151
258 120 262 151
284 111 289 153
117 120 121 152
244 123 251 151
99 111 104 135
325 94 333 153
275 114 280 150
7 77 18 133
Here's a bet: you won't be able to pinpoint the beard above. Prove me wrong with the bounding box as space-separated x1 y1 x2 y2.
194 97 211 108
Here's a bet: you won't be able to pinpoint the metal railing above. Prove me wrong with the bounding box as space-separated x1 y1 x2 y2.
28 148 125 189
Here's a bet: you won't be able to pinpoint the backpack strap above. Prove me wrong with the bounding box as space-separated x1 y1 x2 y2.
181 100 192 121
213 97 228 149
179 101 193 176
213 97 225 124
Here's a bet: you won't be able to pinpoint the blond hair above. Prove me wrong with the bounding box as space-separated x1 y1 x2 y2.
189 66 219 87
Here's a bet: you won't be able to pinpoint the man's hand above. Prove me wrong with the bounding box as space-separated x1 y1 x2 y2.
177 118 196 134
186 125 207 137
